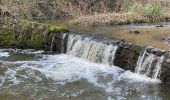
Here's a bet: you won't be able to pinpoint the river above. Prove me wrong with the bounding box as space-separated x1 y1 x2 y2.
0 49 170 100
0 19 170 100
42 19 170 50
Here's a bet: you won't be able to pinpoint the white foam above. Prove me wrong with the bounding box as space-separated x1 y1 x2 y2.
119 70 161 83
0 54 161 93
0 52 9 57
42 54 161 81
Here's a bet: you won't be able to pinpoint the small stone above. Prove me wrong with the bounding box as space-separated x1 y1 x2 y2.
156 25 164 27
129 30 140 34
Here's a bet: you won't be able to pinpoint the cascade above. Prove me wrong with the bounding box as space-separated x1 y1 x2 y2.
50 33 167 81
66 34 118 65
50 36 56 52
50 33 69 53
135 47 164 79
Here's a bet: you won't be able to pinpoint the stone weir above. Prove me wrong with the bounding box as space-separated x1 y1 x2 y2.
0 21 170 84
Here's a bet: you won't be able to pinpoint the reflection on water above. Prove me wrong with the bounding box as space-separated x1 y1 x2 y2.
0 49 170 100
42 19 170 50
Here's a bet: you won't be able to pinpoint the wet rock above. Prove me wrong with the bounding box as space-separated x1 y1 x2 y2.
129 30 140 34
118 40 133 48
156 25 164 27
0 21 69 50
114 44 143 71
50 33 70 53
50 38 61 53
160 52 170 84
146 47 166 56
62 33 70 53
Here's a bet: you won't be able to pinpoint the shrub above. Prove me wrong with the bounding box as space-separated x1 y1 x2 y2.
130 3 165 21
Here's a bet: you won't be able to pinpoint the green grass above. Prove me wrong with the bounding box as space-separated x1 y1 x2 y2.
1 0 170 26
130 3 165 21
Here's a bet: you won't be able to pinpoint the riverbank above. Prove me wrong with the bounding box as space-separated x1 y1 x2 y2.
0 21 69 49
70 2 170 26
70 12 169 26
1 0 170 27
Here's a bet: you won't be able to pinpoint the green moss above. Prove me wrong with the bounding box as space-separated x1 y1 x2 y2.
0 28 16 46
26 33 43 49
0 20 69 50
19 20 69 33
18 22 44 49
48 25 69 33
19 20 30 29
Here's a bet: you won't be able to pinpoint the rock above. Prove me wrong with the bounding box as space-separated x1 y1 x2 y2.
50 33 70 53
114 44 143 71
146 47 166 56
156 25 164 27
160 52 170 84
0 21 69 50
129 30 140 34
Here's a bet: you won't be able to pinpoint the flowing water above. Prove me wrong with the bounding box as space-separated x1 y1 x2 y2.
0 48 170 100
0 19 169 99
42 19 170 50
135 48 165 79
66 34 118 65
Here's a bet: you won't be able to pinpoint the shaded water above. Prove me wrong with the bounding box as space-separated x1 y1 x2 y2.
0 49 170 100
42 19 170 50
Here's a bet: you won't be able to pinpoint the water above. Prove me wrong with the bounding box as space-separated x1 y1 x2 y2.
135 48 165 79
0 49 170 100
66 34 165 81
66 34 118 65
42 19 170 50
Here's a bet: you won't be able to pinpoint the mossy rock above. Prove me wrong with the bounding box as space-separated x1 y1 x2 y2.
48 25 69 33
0 20 69 50
19 20 69 33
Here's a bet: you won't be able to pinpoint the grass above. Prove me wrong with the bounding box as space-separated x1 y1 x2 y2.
70 1 169 26
130 3 165 20
70 12 167 26
0 0 170 26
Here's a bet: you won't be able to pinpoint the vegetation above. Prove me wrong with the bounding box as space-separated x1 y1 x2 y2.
0 0 170 26
130 3 165 21
0 21 69 49
69 0 169 25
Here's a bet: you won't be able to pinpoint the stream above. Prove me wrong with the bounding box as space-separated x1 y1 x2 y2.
0 19 170 100
42 19 170 50
0 49 170 100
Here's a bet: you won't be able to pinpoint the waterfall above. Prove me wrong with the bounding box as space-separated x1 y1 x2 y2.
50 33 69 53
50 33 166 80
135 48 164 79
152 56 164 79
50 36 56 52
66 34 118 65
